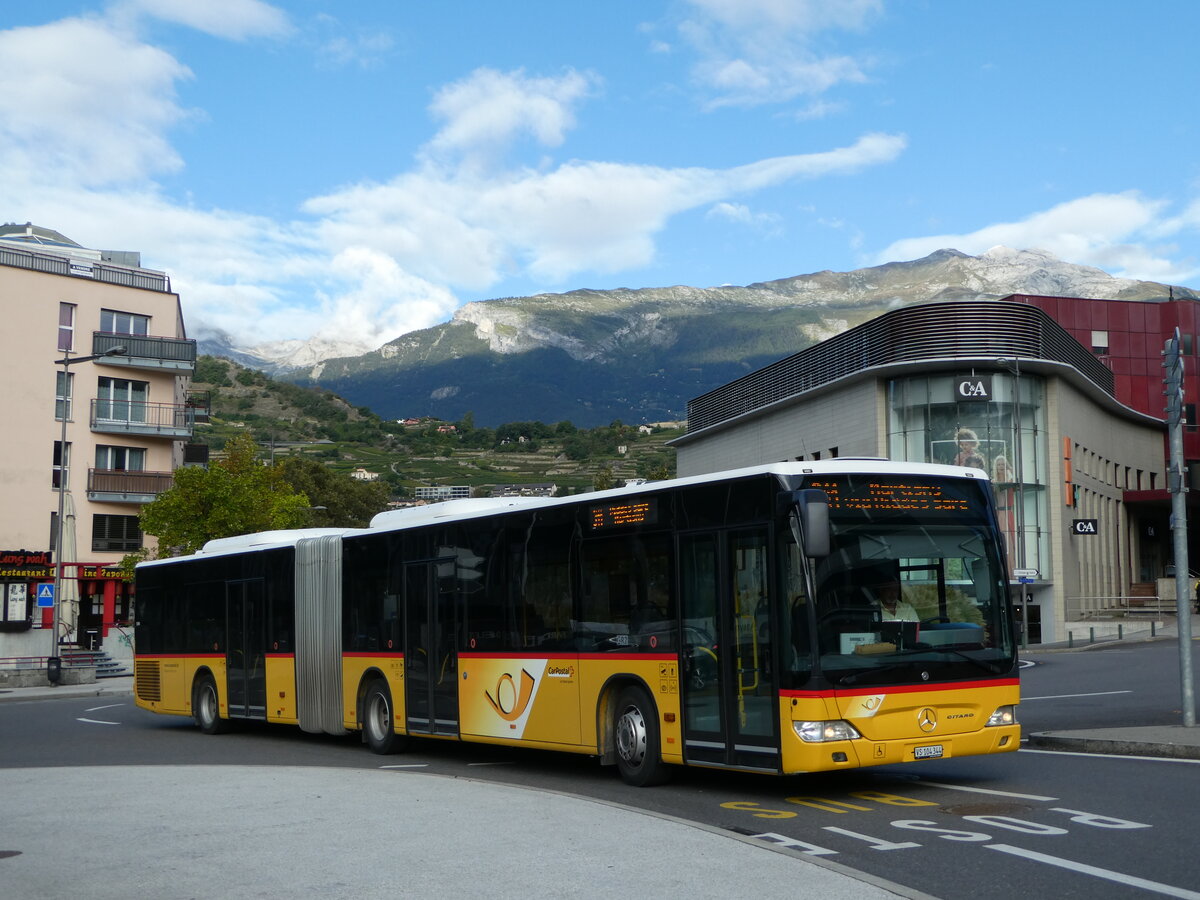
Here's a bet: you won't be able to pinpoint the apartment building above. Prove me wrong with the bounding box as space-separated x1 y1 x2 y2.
0 224 202 663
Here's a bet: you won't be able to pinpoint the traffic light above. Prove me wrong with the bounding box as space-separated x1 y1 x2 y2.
1163 329 1186 426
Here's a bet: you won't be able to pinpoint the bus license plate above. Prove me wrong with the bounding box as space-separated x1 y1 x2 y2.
914 744 944 760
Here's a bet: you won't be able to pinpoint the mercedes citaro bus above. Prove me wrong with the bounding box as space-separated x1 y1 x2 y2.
134 459 1019 785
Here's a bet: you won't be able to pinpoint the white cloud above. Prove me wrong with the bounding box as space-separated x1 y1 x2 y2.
317 32 394 70
113 0 291 40
877 192 1199 283
309 130 907 286
0 11 907 352
677 0 882 107
0 18 192 186
312 248 460 348
706 202 782 231
423 68 598 167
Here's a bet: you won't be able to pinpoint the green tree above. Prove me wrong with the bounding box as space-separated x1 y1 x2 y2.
138 433 311 557
277 455 390 527
593 464 615 491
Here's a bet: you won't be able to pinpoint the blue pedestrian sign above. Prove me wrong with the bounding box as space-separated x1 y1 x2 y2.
36 583 55 608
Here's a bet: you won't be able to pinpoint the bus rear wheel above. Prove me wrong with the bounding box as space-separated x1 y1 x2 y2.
363 681 405 755
193 674 230 735
613 686 671 786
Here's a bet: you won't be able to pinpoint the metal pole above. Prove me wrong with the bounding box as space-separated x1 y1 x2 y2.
1009 358 1029 649
1169 404 1195 726
47 344 125 685
49 352 70 684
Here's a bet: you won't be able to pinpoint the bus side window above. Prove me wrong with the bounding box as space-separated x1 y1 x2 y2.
580 533 673 651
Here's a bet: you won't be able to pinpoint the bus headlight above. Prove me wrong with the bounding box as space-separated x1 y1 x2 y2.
986 705 1017 727
793 720 862 743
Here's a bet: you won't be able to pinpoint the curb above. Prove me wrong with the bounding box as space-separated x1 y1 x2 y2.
1027 732 1200 760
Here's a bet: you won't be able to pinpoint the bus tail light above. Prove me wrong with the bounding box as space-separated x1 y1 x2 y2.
986 705 1017 727
793 720 862 743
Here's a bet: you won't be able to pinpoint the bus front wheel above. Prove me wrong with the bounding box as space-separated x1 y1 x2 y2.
363 681 405 755
193 674 230 735
613 686 671 786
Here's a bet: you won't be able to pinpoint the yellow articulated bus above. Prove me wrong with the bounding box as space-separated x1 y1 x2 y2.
134 459 1020 785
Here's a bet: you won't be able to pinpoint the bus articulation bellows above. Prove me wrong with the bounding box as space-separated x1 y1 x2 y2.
134 459 1020 785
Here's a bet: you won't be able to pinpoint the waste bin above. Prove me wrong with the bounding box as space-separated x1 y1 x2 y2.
47 656 62 684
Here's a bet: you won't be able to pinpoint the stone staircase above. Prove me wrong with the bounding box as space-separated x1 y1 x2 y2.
60 647 132 678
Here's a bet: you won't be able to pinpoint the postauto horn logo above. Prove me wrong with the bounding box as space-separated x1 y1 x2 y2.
485 669 537 722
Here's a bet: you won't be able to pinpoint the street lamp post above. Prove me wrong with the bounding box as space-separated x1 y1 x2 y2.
48 344 126 685
997 357 1028 649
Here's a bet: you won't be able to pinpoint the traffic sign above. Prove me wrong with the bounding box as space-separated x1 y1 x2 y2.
1013 568 1038 578
36 583 55 608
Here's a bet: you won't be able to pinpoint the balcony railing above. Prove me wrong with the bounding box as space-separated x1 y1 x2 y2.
92 331 196 372
87 468 173 503
90 399 195 438
186 390 211 423
0 244 171 292
183 442 210 465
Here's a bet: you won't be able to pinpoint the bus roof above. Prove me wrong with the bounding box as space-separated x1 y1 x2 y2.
137 458 988 567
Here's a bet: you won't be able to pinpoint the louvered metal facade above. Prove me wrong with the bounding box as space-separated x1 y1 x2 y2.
686 301 1114 433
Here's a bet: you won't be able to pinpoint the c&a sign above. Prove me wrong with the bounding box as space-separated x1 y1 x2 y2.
956 375 993 401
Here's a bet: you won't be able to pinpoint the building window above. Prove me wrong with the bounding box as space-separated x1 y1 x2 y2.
96 377 149 422
58 302 75 352
1090 330 1109 354
1184 334 1195 355
1186 403 1196 428
100 309 150 336
55 370 73 420
52 441 70 490
92 514 142 552
95 445 146 471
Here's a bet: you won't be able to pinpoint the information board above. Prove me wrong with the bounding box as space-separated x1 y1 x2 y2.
590 497 658 530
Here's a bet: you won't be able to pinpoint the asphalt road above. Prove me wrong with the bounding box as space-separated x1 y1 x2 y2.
3 638 1199 898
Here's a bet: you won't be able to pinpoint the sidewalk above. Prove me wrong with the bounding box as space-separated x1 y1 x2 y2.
0 674 917 899
0 673 134 702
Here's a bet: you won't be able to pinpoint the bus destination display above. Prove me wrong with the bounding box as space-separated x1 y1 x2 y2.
590 498 658 530
806 477 971 514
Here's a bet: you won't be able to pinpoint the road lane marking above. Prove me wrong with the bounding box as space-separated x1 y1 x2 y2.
468 761 515 767
380 764 429 769
986 843 1200 898
1021 690 1133 701
916 780 1058 802
84 703 125 712
76 717 120 725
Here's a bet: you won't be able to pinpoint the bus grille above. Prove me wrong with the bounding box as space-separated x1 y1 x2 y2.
135 660 161 702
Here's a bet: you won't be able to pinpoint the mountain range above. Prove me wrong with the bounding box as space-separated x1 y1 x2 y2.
199 247 1198 428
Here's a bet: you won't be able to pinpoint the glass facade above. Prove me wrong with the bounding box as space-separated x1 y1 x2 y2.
886 373 1047 578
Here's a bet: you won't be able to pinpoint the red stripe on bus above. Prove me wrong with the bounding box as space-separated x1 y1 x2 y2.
781 677 1019 699
457 651 676 662
342 651 404 658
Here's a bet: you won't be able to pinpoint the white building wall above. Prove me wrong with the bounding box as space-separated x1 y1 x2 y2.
676 380 883 477
1045 378 1164 633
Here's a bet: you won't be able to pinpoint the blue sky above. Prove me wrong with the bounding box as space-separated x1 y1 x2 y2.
4 1 1199 354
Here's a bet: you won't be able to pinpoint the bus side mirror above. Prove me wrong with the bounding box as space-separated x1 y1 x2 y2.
778 490 830 558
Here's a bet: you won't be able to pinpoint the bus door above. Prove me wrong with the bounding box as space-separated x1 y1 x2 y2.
226 579 266 719
679 529 780 771
404 559 459 735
